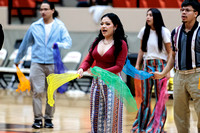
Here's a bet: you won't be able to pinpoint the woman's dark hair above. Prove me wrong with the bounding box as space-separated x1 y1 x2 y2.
0 24 4 50
142 8 165 52
42 0 59 18
90 13 128 58
181 0 200 17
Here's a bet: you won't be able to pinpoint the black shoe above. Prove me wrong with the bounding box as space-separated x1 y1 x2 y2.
32 119 43 129
44 119 54 128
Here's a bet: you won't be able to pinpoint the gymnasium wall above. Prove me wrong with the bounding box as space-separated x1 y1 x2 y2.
1 7 200 65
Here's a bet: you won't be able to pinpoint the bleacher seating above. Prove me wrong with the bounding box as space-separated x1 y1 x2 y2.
0 0 63 24
139 0 180 8
1 0 199 24
2 0 37 24
0 0 8 6
112 0 137 8
112 0 200 8
11 0 36 16
0 0 36 17
35 0 63 6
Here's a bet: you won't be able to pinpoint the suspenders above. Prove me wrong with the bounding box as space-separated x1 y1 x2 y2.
173 23 200 70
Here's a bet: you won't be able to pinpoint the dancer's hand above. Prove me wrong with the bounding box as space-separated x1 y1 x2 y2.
152 71 165 79
77 68 83 79
165 72 170 79
87 69 93 76
135 65 140 70
52 43 58 49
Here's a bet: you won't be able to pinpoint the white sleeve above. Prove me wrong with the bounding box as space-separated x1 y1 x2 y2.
137 26 145 40
162 27 171 43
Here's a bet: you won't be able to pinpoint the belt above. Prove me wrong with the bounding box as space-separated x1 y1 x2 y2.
177 68 200 74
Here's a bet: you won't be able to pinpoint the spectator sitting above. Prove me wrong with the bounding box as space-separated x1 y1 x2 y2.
89 0 112 24
77 0 90 7
92 0 112 6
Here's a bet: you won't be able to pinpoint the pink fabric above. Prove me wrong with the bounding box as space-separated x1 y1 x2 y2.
153 78 169 132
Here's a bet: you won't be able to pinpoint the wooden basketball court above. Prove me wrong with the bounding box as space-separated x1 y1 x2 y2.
0 89 197 133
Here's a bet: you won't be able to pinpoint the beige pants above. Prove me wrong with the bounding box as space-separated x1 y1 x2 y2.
173 71 200 133
30 62 55 120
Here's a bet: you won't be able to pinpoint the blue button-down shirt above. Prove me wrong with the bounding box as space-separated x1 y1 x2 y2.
14 18 72 64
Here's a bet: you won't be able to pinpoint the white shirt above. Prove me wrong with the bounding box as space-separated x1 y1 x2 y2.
44 20 54 45
137 26 171 61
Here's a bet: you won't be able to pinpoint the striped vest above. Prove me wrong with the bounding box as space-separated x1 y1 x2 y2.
173 23 200 70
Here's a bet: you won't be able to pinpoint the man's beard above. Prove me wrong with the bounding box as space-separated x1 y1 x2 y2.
182 20 186 23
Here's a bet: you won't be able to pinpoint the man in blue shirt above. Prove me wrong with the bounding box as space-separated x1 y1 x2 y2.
153 0 200 132
14 1 72 129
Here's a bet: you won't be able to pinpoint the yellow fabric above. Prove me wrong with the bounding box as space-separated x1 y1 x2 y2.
47 73 79 107
168 77 173 91
16 66 31 93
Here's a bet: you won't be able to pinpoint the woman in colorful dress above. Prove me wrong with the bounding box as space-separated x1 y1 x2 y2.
77 13 128 133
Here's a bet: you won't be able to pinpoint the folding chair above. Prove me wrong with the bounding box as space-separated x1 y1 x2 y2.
62 51 81 90
0 48 7 66
1 40 21 89
62 51 82 70
62 51 92 93
0 48 8 89
5 39 23 67
5 42 31 89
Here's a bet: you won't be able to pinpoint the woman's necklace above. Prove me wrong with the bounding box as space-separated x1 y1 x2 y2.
103 39 114 45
